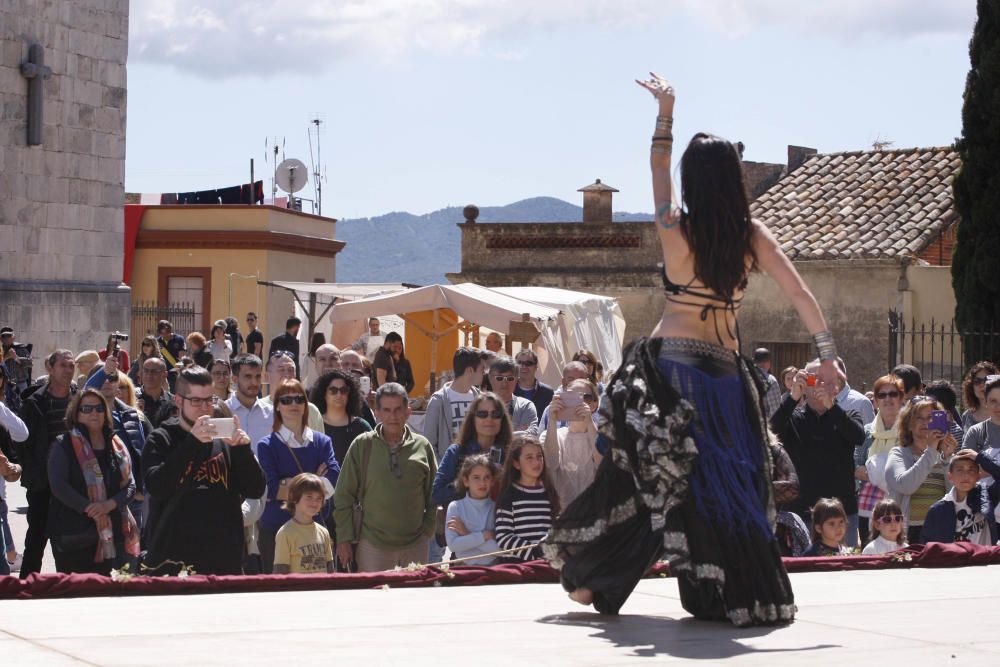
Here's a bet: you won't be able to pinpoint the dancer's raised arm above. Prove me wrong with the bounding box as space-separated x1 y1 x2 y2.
636 72 678 235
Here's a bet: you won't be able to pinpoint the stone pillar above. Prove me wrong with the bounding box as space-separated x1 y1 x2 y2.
0 1 131 360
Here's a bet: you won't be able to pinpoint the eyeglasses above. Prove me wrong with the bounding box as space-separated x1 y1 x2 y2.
327 385 350 395
178 394 219 408
475 409 504 419
876 514 905 525
277 395 307 406
875 391 901 400
492 375 516 382
79 403 106 414
516 359 537 367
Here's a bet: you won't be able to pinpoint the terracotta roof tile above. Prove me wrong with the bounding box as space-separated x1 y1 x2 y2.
752 146 960 260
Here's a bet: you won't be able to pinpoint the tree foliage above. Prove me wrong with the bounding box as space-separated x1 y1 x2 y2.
953 0 1000 342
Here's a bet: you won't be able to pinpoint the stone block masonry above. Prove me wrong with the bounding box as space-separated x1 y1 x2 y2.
0 0 131 359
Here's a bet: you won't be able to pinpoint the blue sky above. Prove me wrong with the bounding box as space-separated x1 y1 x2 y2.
125 1 977 218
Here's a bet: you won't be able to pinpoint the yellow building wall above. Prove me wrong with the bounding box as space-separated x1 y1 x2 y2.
404 309 460 396
130 248 270 338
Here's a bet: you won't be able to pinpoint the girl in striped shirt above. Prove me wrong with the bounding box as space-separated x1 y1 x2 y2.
495 436 560 562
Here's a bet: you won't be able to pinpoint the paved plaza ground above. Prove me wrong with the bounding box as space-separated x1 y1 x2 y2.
4 485 1000 665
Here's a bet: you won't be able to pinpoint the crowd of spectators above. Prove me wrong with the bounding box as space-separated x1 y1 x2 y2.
1 316 999 579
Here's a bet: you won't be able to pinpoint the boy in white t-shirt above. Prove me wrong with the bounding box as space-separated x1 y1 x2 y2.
920 454 997 546
424 347 488 455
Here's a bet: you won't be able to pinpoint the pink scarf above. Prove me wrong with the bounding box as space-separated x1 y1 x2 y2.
68 429 140 563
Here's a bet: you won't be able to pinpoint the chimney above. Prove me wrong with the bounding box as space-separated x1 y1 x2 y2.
787 145 818 173
577 179 619 224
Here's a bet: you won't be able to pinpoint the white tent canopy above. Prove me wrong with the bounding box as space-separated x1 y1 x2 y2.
493 286 626 376
264 281 407 300
326 282 624 386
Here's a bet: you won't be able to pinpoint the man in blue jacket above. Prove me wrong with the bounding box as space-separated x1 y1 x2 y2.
921 453 998 545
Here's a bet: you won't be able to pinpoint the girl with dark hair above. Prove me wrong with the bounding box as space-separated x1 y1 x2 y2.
802 498 849 557
543 73 839 627
961 361 998 432
128 335 161 384
496 436 559 562
391 336 415 394
311 370 372 466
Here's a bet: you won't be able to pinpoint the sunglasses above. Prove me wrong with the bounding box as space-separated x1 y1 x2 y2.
270 351 294 359
79 403 106 414
972 376 989 386
875 391 901 400
516 359 537 367
475 409 504 419
582 393 597 402
277 395 307 406
327 385 350 395
492 375 516 382
876 514 905 525
389 449 403 479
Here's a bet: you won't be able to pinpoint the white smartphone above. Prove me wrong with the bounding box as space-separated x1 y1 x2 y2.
208 417 237 439
359 376 371 395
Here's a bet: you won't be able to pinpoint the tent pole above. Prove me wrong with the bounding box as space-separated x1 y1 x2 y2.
430 309 439 394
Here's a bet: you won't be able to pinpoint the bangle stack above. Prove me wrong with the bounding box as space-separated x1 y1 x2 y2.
813 330 838 362
655 115 674 132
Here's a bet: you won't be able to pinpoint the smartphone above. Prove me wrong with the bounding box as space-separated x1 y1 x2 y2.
208 417 237 439
358 376 371 396
805 373 817 387
556 390 586 422
928 410 948 433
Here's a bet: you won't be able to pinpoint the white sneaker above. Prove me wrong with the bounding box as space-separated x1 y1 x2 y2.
7 553 22 572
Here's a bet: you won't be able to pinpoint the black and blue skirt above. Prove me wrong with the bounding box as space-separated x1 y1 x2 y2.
541 337 795 627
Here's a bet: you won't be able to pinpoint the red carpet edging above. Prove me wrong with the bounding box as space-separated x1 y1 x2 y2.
2 543 999 600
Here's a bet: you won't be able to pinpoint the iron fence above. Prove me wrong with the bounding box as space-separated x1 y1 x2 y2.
887 309 1000 390
130 301 196 360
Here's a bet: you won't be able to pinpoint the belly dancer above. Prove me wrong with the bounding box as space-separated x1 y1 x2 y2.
541 72 840 627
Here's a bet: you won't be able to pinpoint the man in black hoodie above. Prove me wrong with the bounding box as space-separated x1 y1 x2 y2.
16 349 76 578
143 366 265 575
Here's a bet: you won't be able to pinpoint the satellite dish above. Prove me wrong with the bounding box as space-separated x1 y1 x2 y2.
275 158 308 194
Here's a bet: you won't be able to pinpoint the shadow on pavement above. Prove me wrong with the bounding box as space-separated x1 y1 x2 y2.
537 612 839 660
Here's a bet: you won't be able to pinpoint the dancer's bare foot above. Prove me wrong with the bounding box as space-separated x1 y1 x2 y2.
569 587 594 605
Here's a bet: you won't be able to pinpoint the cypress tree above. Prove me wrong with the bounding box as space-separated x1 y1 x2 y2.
952 0 1000 363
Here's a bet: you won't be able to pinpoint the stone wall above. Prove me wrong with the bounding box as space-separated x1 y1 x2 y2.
448 220 664 344
0 0 130 359
740 259 904 391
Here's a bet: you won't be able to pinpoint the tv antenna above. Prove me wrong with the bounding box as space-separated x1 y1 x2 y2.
307 115 327 216
264 136 286 202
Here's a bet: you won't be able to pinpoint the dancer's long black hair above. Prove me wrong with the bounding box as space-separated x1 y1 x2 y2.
678 133 757 296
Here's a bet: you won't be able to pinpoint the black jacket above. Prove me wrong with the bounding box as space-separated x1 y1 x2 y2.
16 383 76 492
112 398 152 494
770 395 866 517
47 430 135 548
514 380 555 418
143 420 266 574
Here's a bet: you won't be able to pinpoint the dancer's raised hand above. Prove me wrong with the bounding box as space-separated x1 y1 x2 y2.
635 72 675 111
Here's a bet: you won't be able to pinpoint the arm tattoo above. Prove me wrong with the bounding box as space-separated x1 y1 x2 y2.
657 203 678 229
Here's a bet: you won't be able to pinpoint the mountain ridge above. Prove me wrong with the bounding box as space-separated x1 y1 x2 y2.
335 196 652 285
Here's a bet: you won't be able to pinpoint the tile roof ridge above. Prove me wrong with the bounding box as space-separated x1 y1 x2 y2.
810 145 956 159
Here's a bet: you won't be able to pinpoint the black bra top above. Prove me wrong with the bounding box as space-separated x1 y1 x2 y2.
659 263 743 345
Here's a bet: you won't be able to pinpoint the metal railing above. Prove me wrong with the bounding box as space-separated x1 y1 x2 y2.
129 301 196 360
887 309 1000 388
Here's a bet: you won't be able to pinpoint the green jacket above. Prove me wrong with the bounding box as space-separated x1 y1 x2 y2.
333 425 438 549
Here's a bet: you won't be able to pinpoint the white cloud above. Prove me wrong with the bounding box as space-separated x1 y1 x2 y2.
130 0 976 78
